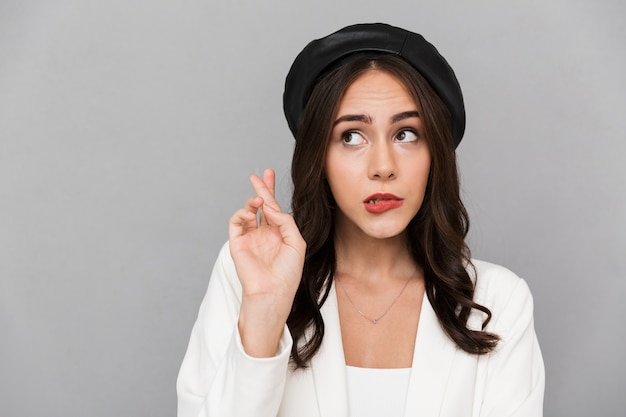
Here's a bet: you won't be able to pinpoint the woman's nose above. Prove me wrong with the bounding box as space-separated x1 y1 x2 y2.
368 142 397 180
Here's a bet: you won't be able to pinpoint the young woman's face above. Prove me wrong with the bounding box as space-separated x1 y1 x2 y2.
325 70 431 240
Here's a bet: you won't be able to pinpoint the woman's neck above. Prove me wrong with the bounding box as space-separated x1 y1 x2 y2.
333 231 416 285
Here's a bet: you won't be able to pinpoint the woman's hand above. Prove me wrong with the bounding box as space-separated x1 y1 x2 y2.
228 168 306 357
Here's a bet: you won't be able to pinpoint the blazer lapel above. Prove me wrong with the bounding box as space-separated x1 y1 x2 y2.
310 282 349 417
404 294 457 416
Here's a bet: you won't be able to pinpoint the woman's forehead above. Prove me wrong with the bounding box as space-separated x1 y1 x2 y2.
337 70 419 116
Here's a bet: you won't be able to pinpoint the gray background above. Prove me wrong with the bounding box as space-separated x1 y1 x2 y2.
1 0 624 416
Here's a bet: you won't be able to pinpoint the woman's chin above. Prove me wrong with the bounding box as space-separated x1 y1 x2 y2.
357 222 409 241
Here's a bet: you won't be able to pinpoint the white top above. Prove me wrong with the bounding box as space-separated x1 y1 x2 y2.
346 366 411 417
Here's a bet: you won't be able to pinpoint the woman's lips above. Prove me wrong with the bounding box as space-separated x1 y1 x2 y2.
363 193 404 214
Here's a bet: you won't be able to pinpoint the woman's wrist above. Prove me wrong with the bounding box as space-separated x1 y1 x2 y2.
238 296 291 358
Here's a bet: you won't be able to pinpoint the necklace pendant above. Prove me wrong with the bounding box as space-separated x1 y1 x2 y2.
372 319 378 324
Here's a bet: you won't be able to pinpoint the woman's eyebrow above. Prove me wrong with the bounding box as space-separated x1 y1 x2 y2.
390 110 420 123
333 114 372 126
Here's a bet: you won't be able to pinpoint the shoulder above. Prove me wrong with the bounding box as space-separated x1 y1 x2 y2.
215 240 236 271
206 241 242 300
470 259 528 302
468 260 535 332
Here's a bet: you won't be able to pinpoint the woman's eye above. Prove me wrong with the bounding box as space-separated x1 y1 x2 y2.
395 129 419 143
341 131 366 145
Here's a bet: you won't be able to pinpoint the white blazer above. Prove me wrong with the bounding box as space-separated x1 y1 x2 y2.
177 243 544 417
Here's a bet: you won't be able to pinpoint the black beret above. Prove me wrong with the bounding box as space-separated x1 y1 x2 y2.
283 23 466 147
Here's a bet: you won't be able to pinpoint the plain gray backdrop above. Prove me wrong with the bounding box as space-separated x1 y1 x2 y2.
1 0 624 416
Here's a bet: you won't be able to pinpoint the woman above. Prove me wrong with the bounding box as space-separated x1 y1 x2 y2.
177 23 544 417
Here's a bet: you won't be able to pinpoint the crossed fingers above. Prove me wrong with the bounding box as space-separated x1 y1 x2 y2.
228 169 281 239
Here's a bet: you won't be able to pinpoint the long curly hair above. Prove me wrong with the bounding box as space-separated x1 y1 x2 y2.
287 53 499 369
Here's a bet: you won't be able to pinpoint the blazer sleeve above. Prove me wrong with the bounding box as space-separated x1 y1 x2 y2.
477 277 545 417
176 242 293 417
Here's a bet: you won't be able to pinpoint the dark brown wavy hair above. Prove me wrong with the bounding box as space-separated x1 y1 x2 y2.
287 53 499 369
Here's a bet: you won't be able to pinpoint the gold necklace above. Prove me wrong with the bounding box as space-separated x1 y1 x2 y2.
336 273 415 324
